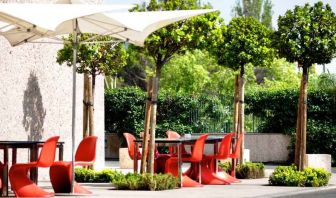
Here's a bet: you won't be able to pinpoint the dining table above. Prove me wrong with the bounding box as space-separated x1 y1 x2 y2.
133 136 223 187
0 140 64 197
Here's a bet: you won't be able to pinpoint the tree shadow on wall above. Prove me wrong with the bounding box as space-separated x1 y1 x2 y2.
22 72 46 141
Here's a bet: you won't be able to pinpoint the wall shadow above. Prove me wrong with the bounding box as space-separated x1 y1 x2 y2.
22 72 46 141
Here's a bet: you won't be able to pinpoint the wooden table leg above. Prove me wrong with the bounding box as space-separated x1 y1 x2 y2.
2 147 9 197
58 143 64 161
30 145 39 184
178 143 182 188
133 142 138 173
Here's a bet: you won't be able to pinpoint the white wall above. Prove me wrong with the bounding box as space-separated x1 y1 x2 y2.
0 0 105 180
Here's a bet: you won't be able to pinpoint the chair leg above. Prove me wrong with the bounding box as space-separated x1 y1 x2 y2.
198 162 202 184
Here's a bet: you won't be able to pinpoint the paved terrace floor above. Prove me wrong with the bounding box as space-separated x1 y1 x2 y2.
6 161 336 198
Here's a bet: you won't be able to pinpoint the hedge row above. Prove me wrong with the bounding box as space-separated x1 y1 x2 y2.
107 87 225 146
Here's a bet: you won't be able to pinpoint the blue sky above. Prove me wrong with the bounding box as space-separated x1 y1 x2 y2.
105 0 336 73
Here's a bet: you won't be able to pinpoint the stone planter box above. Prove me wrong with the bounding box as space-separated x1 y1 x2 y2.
119 147 133 169
306 154 331 173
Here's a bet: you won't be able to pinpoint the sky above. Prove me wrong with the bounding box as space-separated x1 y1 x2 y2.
105 0 336 73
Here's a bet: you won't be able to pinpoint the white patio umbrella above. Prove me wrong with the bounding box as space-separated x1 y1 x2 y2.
0 3 215 193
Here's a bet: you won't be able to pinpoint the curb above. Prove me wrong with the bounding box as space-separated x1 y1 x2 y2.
264 184 336 198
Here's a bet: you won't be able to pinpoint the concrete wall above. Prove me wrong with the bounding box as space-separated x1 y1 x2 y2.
0 0 105 180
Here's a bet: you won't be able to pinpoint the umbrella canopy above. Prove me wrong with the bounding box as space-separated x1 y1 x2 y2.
0 3 132 46
1 3 215 47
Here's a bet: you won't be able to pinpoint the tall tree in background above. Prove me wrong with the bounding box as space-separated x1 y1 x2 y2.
232 0 273 29
275 1 336 171
57 34 127 138
132 0 224 174
214 17 276 167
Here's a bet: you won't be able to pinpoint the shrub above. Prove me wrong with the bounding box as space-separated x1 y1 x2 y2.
218 162 265 179
75 168 124 183
113 173 179 191
269 165 331 187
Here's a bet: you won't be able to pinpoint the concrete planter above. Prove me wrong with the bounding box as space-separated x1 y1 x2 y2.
306 154 331 173
119 147 133 169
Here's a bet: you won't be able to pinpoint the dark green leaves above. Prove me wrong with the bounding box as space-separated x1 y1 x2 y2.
216 17 276 71
275 1 336 68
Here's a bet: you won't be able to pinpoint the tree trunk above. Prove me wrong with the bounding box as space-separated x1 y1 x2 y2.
83 74 89 138
232 75 239 176
140 79 153 173
295 65 309 171
238 66 245 164
294 75 304 168
300 66 309 170
88 75 94 136
147 77 159 174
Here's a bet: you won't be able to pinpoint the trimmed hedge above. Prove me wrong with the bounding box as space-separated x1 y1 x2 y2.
218 162 265 179
269 165 331 187
246 88 336 163
105 87 230 144
113 173 179 191
75 168 124 183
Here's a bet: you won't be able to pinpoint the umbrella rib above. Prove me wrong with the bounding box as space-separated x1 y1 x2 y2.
83 16 135 32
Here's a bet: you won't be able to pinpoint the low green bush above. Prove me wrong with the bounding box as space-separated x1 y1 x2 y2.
218 162 265 179
269 165 331 187
75 168 123 183
113 173 179 191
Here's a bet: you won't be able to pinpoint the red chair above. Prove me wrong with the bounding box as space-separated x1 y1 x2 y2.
123 132 169 173
49 136 97 194
9 136 60 197
165 134 208 186
166 130 190 157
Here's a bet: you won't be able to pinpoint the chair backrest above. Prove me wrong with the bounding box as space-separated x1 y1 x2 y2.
218 132 234 157
190 134 208 161
166 130 189 155
123 133 139 160
37 136 60 167
232 134 243 157
75 136 98 164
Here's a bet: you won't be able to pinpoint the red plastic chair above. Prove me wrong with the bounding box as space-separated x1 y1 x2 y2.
9 136 59 197
165 133 208 186
49 136 98 194
166 130 190 157
124 133 141 160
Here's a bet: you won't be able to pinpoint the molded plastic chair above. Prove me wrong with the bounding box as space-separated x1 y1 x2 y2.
166 130 190 157
9 136 60 197
124 133 141 160
165 134 208 185
49 136 97 194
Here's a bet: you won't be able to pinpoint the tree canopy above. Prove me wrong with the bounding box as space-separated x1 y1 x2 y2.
56 34 127 77
216 17 276 71
132 0 225 78
275 1 336 68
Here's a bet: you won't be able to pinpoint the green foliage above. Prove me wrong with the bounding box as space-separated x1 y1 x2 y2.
132 0 224 78
275 1 336 68
105 87 232 140
245 88 336 134
113 173 179 191
105 87 146 141
232 0 273 29
75 168 124 183
56 34 127 76
160 50 235 97
218 162 265 179
216 16 276 71
269 165 331 187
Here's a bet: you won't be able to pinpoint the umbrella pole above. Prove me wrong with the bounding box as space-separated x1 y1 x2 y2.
71 19 78 194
